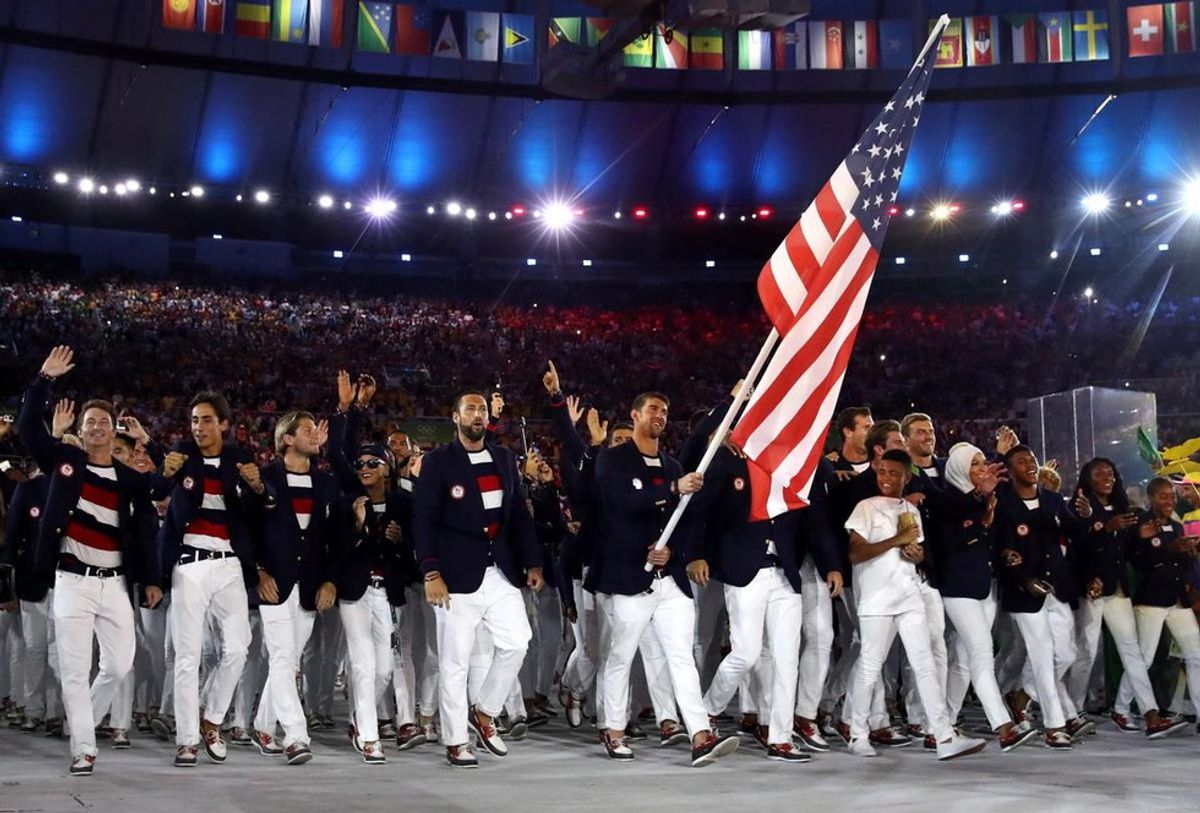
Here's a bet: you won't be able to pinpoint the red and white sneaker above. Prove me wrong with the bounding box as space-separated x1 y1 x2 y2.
201 723 227 763
468 706 508 757
793 719 831 753
362 740 386 765
998 725 1040 752
604 734 635 761
173 745 198 767
1045 730 1073 750
1145 717 1189 740
658 721 689 748
766 742 811 763
446 744 479 768
253 730 284 756
69 753 96 777
690 732 739 767
396 723 427 751
1110 712 1140 732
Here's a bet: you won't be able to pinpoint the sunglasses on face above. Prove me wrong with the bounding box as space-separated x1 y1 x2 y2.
354 459 387 471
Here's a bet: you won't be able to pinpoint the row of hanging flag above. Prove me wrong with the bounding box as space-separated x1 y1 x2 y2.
161 3 1199 69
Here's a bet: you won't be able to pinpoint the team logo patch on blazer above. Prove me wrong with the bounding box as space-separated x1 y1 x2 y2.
450 484 466 500
733 477 746 492
59 463 74 477
962 519 974 528
1093 521 1104 532
631 478 643 490
1016 523 1030 537
183 476 195 491
29 506 40 518
1151 537 1162 548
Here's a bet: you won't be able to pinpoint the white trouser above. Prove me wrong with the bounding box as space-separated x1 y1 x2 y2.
1070 594 1158 715
705 567 802 745
436 566 531 747
519 587 562 699
231 611 264 730
391 603 417 727
1116 604 1200 715
795 559 834 719
53 571 135 758
563 578 599 700
692 578 727 691
849 606 953 741
171 558 251 746
943 587 1012 730
599 576 707 736
303 610 343 717
255 586 316 748
469 628 525 718
902 582 948 731
1012 595 1077 729
340 587 395 742
20 594 60 720
403 583 439 719
135 604 167 713
835 587 889 729
0 609 25 703
993 611 1027 694
634 619 678 724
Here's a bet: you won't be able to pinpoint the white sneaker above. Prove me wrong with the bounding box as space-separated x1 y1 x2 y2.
936 733 987 761
847 736 877 758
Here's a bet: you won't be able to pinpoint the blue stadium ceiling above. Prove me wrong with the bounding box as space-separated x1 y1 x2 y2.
0 0 1198 215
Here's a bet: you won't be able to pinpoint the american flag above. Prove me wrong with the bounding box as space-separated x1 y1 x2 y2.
730 38 941 520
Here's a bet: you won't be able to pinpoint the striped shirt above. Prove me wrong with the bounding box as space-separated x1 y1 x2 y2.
371 501 387 578
468 449 504 540
287 471 313 530
183 457 233 553
61 464 122 568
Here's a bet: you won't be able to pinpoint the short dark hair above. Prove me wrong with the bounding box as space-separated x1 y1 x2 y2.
1147 476 1173 497
631 392 670 412
77 399 117 427
866 419 901 460
112 434 136 452
189 391 232 424
900 412 933 438
452 391 488 413
1004 444 1034 463
880 449 912 469
835 406 872 440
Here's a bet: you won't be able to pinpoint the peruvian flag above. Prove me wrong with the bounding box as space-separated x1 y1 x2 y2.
199 0 225 34
163 0 197 30
808 21 844 69
1166 2 1197 53
1127 5 1164 57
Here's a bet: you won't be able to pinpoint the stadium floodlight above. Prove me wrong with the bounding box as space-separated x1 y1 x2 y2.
254 189 270 204
1050 250 1059 259
125 179 141 192
1081 192 1110 214
705 260 716 268
1089 247 1102 256
543 202 574 231
895 257 906 265
365 197 396 219
446 201 462 216
1183 178 1200 215
1158 243 1170 252
959 254 970 262
931 202 954 221
53 171 69 185
114 184 127 196
78 177 95 194
190 185 204 198
526 258 537 266
1083 287 1095 298
991 200 1013 216
317 194 334 209
582 259 592 267
465 208 477 220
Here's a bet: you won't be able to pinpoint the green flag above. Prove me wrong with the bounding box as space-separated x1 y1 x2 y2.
357 2 392 52
1137 426 1162 468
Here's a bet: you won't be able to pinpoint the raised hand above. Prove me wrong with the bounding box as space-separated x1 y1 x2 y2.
356 374 377 406
313 419 329 450
585 408 608 446
490 392 505 419
336 370 354 411
352 495 369 529
565 394 584 424
119 415 151 444
1073 489 1093 518
51 399 76 439
995 426 1019 456
542 360 561 396
40 345 75 379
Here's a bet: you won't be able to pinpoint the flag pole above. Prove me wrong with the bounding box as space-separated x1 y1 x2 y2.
916 14 951 66
644 327 780 571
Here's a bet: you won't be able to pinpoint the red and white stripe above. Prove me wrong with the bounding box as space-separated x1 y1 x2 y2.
288 472 313 530
732 162 879 519
468 450 504 510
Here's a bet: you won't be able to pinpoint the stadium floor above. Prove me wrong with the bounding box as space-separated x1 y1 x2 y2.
1 704 1196 812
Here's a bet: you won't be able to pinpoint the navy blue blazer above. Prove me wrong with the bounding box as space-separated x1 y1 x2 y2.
1128 513 1191 608
685 447 804 592
2 475 51 602
592 440 689 597
929 487 996 600
994 485 1085 613
338 491 411 606
18 376 161 599
252 461 343 611
412 438 541 594
152 440 258 588
1079 498 1134 597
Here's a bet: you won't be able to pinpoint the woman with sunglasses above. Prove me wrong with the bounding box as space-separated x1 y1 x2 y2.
1069 458 1182 738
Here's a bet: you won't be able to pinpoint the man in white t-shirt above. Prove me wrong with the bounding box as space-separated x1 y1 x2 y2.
843 449 986 761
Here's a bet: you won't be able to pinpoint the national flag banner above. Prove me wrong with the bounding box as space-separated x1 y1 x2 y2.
1006 14 1038 63
271 0 308 43
623 32 654 68
356 1 391 52
965 15 1000 66
432 10 464 58
773 21 806 70
1038 13 1073 63
690 28 724 69
931 17 962 67
847 20 879 69
465 11 500 61
738 30 772 70
235 0 271 38
1127 5 1164 57
1072 9 1109 61
394 4 430 54
200 0 226 34
1165 2 1197 52
655 24 688 69
163 0 197 31
308 0 344 47
586 18 613 47
878 19 912 69
730 30 944 519
501 13 533 64
547 17 580 48
808 21 844 69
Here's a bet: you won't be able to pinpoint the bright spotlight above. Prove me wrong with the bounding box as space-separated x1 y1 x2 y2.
1158 243 1170 252
487 212 497 221
1081 192 1110 214
632 207 648 220
544 202 574 231
931 203 953 221
582 259 593 267
904 208 916 217
53 171 69 185
1146 192 1159 202
694 207 710 220
1183 179 1200 215
613 211 622 220
125 179 141 192
465 208 477 220
235 194 243 201
318 194 334 209
1089 247 1102 256
190 185 204 198
254 190 270 204
526 258 537 266
959 254 970 262
718 212 726 221
1083 286 1094 298
446 201 462 216
11 216 22 223
98 185 109 195
757 206 773 219
1050 250 1059 259
333 250 344 258
114 183 127 196
365 198 396 219
78 177 95 194
212 234 223 240
895 257 906 265
504 212 513 220
991 201 1013 216
149 187 156 195
705 260 716 268
400 253 411 262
